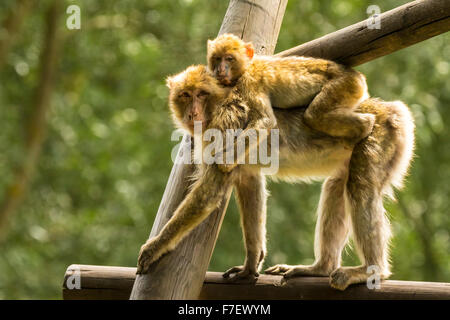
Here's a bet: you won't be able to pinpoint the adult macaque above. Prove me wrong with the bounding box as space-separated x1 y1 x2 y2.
137 65 414 290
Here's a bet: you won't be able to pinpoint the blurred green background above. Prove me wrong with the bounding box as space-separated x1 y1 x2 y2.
0 0 448 299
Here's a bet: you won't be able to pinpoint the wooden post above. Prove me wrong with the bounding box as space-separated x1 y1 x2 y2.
65 265 450 300
130 0 288 300
277 0 450 66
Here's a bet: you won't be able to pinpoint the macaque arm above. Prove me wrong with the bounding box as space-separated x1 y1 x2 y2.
223 171 267 279
219 94 276 171
137 165 234 273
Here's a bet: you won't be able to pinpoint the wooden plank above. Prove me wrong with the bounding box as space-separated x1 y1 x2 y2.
64 265 450 300
129 0 288 300
277 0 450 66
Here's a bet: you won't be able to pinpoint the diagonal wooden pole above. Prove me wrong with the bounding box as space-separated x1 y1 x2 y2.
130 0 288 300
276 0 450 66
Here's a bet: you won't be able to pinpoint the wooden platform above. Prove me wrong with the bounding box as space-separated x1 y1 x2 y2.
62 264 450 300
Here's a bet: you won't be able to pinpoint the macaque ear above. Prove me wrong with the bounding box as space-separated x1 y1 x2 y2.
207 40 213 50
245 43 254 59
166 76 173 89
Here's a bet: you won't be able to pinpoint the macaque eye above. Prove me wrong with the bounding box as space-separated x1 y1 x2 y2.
197 91 209 97
179 92 191 98
225 56 235 62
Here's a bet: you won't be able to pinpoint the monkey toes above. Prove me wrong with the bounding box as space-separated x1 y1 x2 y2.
264 264 292 275
266 265 381 290
329 266 370 291
265 264 331 277
359 113 376 138
223 265 259 282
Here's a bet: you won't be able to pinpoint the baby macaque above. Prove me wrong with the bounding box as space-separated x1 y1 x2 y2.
207 34 374 150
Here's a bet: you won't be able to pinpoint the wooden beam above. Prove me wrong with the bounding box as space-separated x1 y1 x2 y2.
64 265 450 300
129 0 288 300
277 0 450 66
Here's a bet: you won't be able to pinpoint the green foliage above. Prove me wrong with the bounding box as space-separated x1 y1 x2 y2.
0 0 448 299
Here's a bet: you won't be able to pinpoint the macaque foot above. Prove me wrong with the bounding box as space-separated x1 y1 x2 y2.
265 263 333 278
357 113 376 140
329 265 389 290
223 265 259 281
331 113 376 141
136 237 164 274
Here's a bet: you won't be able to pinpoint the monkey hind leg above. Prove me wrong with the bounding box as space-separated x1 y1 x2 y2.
304 72 374 140
305 109 375 141
330 99 415 290
330 187 391 290
330 139 394 290
266 171 350 278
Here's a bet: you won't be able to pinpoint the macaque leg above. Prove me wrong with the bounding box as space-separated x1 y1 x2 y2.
265 170 350 277
137 165 235 274
304 72 374 140
223 170 267 280
329 161 392 290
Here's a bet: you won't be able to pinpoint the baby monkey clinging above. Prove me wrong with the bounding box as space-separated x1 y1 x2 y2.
207 33 374 140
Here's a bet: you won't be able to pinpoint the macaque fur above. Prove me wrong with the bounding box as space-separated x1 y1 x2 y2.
207 34 375 147
137 65 415 290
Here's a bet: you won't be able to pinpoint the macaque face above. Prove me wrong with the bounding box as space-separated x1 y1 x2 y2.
210 54 239 86
167 65 227 135
207 34 254 87
175 88 211 133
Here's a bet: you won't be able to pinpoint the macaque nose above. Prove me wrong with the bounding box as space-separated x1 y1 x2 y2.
218 61 228 76
189 105 201 122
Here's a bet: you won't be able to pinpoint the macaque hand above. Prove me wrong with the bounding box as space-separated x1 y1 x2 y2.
136 237 164 274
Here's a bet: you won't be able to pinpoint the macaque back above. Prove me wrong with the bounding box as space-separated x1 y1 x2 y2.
207 34 374 140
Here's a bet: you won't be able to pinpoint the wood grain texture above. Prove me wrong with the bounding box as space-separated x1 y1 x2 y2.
129 0 287 300
64 265 450 300
219 0 288 55
277 0 450 66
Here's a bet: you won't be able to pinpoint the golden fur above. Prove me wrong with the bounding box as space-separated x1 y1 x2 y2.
137 66 415 290
207 33 373 141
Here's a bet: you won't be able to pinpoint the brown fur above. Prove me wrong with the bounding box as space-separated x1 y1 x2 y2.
137 66 415 291
207 33 374 143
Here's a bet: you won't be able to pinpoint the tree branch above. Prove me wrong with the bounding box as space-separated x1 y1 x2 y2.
0 0 34 70
0 1 62 236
